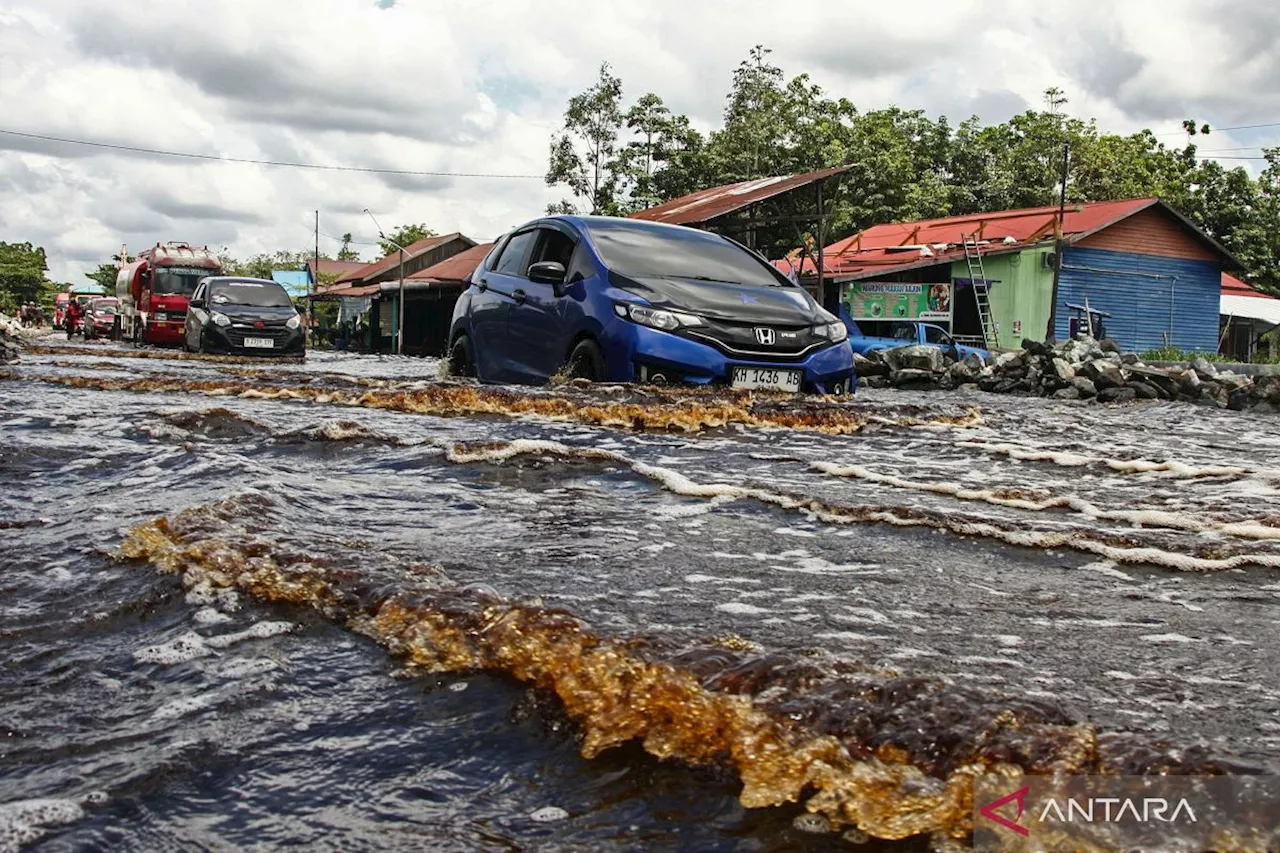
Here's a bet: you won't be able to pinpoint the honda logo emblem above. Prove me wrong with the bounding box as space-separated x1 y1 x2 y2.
754 327 775 345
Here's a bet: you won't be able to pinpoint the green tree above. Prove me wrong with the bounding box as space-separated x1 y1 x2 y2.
545 62 624 214
337 233 362 262
378 224 434 257
711 45 788 180
0 241 52 313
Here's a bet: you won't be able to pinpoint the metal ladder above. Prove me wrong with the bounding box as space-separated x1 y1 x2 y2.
962 234 997 348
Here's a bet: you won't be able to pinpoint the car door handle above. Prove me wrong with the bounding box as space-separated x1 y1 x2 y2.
512 288 526 304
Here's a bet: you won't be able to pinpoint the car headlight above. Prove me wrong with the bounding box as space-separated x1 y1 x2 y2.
286 314 301 330
212 311 231 327
812 321 848 342
612 303 703 331
153 311 167 321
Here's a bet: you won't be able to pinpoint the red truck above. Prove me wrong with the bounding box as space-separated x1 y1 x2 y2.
115 242 223 346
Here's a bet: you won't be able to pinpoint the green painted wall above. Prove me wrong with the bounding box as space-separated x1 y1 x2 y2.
951 248 1055 348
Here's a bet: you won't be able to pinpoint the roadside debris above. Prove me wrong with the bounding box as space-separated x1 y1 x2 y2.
857 336 1280 413
1 312 32 363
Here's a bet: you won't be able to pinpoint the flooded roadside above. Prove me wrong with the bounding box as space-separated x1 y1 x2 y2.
4 339 1280 850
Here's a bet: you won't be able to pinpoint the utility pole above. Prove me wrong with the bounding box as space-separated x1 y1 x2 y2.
1047 143 1070 341
314 211 319 293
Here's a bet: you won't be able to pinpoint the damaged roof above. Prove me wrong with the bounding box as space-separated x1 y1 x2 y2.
628 165 853 227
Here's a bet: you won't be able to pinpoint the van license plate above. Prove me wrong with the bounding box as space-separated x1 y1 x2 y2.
244 337 274 349
731 367 802 391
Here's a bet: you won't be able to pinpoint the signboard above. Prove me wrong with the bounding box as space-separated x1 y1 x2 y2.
845 281 953 322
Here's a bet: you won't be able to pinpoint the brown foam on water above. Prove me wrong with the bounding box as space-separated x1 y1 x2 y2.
118 494 1261 849
3 371 983 436
29 344 304 365
955 441 1256 480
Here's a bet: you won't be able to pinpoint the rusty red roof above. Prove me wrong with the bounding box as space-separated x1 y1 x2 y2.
628 165 853 226
1223 273 1274 299
318 282 381 298
405 242 494 283
336 233 474 284
796 198 1240 282
308 259 368 287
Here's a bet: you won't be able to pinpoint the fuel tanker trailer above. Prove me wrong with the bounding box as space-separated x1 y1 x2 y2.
114 242 223 346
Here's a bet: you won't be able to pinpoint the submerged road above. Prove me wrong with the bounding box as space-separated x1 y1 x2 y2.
3 337 1279 851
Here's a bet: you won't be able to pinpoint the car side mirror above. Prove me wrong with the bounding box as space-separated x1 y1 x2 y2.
528 261 566 287
190 297 205 309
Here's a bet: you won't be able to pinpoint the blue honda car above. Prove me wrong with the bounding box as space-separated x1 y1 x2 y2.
447 216 856 395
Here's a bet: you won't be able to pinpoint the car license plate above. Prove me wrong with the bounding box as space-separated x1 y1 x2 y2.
244 337 274 349
731 367 802 391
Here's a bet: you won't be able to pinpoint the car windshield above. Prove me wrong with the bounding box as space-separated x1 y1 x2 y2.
210 281 294 308
154 266 214 295
92 301 118 314
584 220 786 288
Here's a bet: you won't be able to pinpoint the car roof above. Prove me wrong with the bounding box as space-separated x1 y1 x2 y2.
203 276 287 287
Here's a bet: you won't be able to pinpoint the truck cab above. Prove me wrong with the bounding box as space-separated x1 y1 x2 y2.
115 242 223 347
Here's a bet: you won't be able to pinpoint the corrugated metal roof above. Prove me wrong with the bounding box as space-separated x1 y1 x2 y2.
628 165 853 226
319 282 381 298
405 242 494 283
1222 272 1273 298
308 259 368 287
336 233 473 284
799 199 1241 283
825 199 1156 255
1222 294 1280 326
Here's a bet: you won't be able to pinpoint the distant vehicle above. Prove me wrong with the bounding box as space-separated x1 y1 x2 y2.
846 319 989 362
447 216 856 395
83 297 120 339
184 277 305 356
116 242 223 347
53 292 70 328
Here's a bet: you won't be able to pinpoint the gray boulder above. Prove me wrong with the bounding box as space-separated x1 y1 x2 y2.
1050 358 1076 382
1083 358 1126 389
883 345 945 374
891 368 939 387
1071 376 1098 398
1191 356 1218 380
1097 386 1138 404
1052 386 1081 400
853 353 889 378
1127 381 1161 400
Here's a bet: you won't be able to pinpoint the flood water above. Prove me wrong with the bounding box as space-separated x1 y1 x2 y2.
3 337 1280 851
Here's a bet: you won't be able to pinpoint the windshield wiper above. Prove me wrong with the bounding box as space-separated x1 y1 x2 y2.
663 274 779 286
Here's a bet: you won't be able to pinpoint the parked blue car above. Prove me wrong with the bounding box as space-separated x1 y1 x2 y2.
447 216 856 395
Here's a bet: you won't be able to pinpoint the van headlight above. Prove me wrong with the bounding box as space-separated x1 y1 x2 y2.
212 312 231 327
813 321 848 342
613 303 703 331
286 314 301 330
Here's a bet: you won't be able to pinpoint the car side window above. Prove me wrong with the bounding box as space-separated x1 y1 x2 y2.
924 325 948 344
191 283 205 304
892 323 914 340
528 228 576 271
492 230 538 276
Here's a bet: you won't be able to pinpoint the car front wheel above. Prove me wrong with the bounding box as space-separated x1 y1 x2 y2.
564 339 604 382
448 334 475 378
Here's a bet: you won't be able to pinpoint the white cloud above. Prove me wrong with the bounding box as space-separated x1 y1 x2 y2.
0 0 1273 283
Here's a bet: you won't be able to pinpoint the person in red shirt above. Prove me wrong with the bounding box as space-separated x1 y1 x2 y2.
65 299 85 340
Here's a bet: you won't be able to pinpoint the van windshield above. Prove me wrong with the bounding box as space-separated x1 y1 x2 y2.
210 281 293 308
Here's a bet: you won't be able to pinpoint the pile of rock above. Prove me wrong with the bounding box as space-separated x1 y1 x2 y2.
1 312 29 363
855 336 1280 413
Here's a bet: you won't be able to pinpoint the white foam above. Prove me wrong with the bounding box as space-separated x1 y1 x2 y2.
203 621 294 649
0 798 85 853
815 631 890 642
530 806 569 823
192 607 232 626
134 632 211 664
771 557 881 575
152 695 216 721
715 602 770 615
1140 633 1199 644
1080 561 1135 582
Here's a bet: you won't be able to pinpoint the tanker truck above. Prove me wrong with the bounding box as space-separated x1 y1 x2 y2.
114 242 223 346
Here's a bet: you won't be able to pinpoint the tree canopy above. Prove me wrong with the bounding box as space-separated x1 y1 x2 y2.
378 224 435 257
0 241 53 313
546 45 1280 295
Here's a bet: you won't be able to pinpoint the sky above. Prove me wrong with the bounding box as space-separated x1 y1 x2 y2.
1 0 1277 284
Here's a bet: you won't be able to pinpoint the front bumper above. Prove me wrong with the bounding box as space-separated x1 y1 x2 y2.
203 323 305 355
614 322 856 395
144 319 185 345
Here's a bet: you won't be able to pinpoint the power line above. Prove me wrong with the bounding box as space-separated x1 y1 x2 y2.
1156 121 1280 137
0 128 545 179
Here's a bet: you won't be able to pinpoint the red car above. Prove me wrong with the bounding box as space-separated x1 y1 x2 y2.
84 297 120 339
